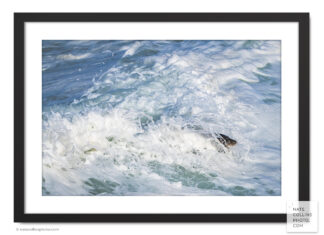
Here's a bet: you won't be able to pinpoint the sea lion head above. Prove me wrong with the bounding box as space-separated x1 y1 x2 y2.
217 134 237 147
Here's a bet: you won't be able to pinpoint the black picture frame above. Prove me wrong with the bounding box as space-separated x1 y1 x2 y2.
14 12 310 223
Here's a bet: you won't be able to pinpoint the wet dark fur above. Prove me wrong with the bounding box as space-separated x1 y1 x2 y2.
216 134 237 147
182 124 237 149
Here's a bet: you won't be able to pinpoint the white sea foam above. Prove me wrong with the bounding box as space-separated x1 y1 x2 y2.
57 53 91 61
122 41 143 57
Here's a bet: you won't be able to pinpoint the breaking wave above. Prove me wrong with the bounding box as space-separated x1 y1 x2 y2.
42 40 281 196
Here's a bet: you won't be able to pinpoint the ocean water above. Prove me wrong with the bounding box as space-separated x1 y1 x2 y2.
42 40 281 196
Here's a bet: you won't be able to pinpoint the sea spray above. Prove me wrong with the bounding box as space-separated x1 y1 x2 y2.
42 40 281 196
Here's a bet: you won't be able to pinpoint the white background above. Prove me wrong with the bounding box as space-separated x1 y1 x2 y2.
0 0 322 234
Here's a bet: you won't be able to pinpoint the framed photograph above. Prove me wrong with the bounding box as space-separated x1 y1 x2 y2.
14 13 309 222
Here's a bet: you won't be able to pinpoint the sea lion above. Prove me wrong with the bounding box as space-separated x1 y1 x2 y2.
216 133 237 148
201 132 237 148
182 124 237 148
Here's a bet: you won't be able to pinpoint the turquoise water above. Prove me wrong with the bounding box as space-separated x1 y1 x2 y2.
42 40 281 196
